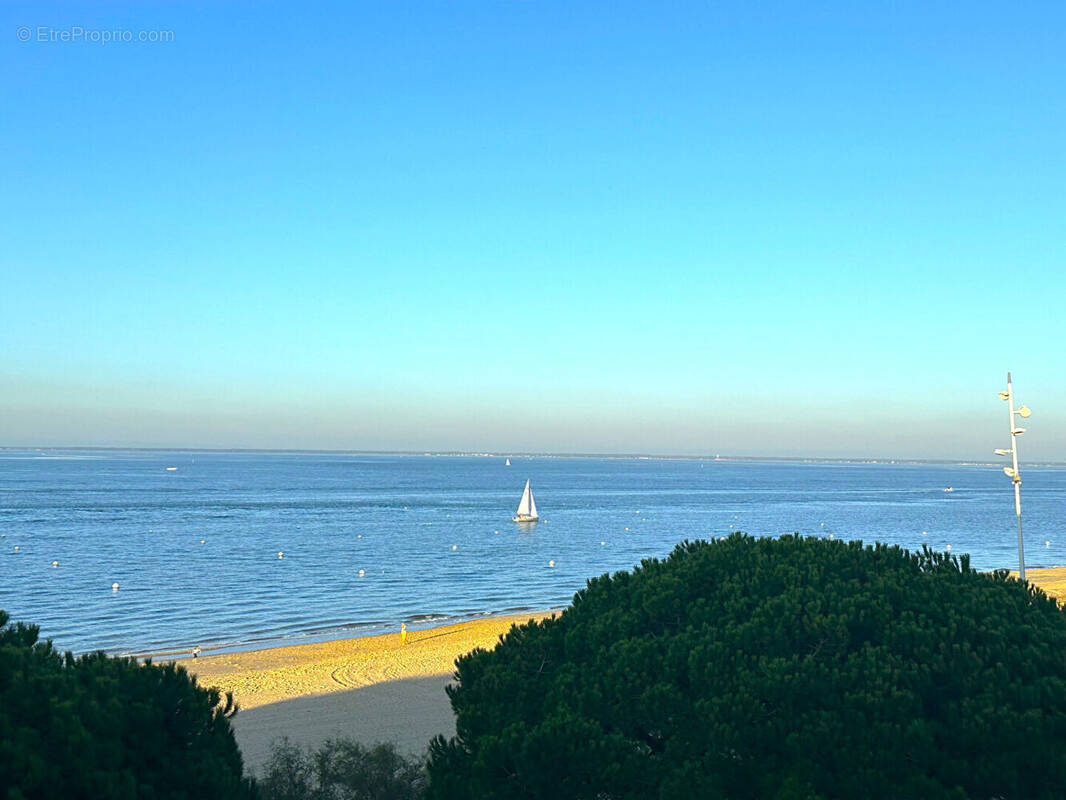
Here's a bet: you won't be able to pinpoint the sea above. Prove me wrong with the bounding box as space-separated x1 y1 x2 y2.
1 450 1063 657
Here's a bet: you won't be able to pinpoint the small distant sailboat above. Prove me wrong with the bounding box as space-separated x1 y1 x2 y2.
505 458 511 466
165 467 178 471
512 479 538 522
943 487 954 493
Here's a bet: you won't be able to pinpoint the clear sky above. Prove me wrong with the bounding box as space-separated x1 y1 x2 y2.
2 1 1064 458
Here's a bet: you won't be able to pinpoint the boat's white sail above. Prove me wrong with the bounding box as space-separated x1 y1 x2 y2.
505 458 511 466
516 480 532 516
514 479 538 521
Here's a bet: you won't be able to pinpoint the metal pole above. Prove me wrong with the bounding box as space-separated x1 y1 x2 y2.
1006 372 1026 581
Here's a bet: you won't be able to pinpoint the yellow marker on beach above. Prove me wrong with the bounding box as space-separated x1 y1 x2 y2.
400 622 407 646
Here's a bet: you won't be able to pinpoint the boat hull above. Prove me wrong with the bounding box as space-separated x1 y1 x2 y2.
512 515 538 523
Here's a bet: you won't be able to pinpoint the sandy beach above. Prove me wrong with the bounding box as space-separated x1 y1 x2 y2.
1019 567 1066 604
185 612 556 773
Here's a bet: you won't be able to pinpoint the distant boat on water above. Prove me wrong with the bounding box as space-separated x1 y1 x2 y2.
505 458 511 466
943 487 954 493
512 479 538 522
165 467 178 471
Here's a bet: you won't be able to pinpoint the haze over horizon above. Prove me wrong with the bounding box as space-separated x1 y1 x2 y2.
3 1 1064 460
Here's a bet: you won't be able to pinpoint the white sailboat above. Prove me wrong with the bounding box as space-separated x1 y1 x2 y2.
512 479 538 522
505 458 511 466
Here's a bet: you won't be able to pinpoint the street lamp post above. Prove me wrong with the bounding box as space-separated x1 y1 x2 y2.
996 372 1031 581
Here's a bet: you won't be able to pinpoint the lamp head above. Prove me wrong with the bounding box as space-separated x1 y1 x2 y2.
1016 405 1032 418
1003 467 1016 478
994 449 1012 456
998 390 1010 400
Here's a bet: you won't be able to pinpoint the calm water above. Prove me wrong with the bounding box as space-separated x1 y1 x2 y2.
1 450 1064 656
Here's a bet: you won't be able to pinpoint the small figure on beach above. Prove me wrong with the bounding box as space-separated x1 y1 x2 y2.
400 622 407 646
192 646 201 658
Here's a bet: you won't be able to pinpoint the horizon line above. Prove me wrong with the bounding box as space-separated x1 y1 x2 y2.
2 445 1063 467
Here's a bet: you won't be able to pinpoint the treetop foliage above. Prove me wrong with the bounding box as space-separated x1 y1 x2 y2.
258 737 427 800
427 534 1066 800
0 609 254 799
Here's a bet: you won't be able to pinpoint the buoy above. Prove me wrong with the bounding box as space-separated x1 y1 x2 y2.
494 530 499 534
600 541 605 546
451 545 457 551
1046 541 1051 547
625 527 629 531
636 510 640 514
403 506 408 511
357 534 362 539
52 560 58 568
922 531 927 536
358 569 365 577
200 539 205 545
111 582 119 591
548 560 555 568
829 534 834 539
277 551 284 559
446 514 451 518
13 545 19 552
946 545 952 551
820 522 825 527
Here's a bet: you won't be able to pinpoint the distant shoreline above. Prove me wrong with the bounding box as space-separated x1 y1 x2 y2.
3 445 1065 467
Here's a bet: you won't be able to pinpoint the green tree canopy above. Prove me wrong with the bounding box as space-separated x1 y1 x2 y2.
0 610 254 799
427 534 1066 800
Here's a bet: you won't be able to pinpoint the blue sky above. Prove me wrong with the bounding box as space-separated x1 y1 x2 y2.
2 1 1064 458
